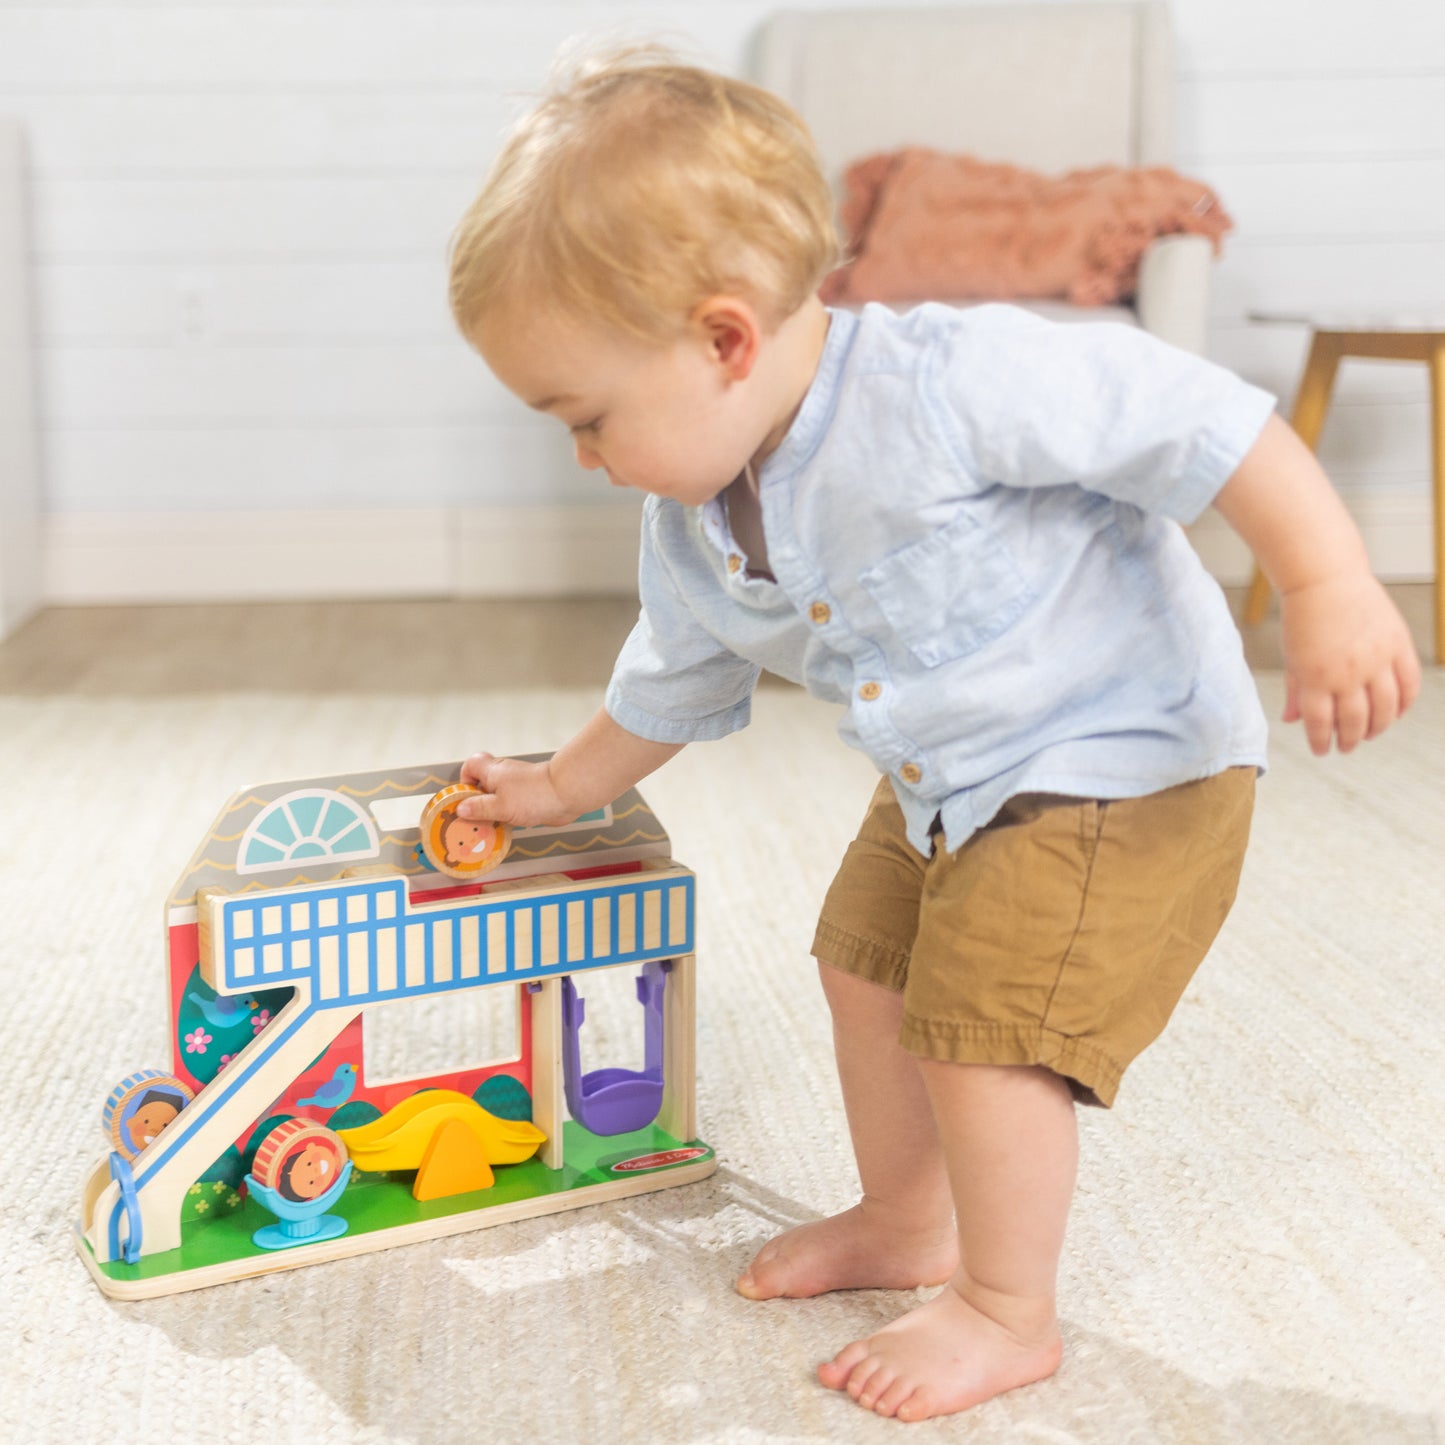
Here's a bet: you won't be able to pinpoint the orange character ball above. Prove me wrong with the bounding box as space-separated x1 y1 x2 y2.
419 783 511 879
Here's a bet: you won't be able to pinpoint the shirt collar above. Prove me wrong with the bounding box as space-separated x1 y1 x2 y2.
757 307 858 486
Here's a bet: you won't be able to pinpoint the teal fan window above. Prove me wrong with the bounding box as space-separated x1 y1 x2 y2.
237 789 380 875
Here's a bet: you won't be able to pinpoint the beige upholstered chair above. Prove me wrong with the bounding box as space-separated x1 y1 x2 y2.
753 2 1213 353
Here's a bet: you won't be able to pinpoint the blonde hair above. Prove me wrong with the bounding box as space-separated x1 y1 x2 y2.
448 45 841 341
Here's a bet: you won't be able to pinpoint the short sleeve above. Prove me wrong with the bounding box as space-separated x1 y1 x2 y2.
929 307 1278 524
604 498 761 744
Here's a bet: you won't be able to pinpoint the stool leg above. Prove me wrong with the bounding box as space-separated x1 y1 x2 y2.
1241 550 1275 626
1243 333 1342 624
1430 340 1445 665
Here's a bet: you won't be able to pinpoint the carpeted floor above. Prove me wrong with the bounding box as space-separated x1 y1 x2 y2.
1 660 1442 1443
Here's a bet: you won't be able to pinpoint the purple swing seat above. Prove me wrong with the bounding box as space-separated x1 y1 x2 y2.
559 960 668 1136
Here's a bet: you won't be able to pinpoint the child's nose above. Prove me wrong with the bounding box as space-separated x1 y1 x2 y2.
573 438 604 470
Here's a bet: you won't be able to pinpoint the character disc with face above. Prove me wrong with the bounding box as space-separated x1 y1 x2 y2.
419 783 512 880
102 1070 196 1161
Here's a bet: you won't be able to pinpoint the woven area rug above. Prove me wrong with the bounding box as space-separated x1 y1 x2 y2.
2 675 1442 1444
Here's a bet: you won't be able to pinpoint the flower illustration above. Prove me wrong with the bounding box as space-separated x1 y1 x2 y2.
219 1054 234 1070
251 1010 272 1035
184 1027 212 1054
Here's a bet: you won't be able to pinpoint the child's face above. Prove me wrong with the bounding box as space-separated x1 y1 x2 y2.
474 302 770 506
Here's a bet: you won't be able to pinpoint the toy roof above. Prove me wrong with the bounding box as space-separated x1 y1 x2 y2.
167 755 672 910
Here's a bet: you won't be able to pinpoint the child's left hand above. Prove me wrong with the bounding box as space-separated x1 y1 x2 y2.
1278 569 1421 754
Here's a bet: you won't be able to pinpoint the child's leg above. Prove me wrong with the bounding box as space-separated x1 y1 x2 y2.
818 1059 1076 1421
747 771 1253 1421
736 962 958 1299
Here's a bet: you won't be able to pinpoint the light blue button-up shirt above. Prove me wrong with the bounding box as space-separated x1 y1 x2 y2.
605 302 1277 855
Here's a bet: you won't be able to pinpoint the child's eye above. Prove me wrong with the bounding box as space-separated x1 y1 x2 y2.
570 417 603 437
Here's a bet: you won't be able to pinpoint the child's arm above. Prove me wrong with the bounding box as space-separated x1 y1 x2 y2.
454 706 684 827
1213 412 1422 755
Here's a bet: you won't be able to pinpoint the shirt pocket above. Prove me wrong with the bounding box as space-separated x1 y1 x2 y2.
858 509 1035 666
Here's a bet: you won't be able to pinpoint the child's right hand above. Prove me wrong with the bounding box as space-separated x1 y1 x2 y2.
456 708 683 832
456 752 575 827
1278 570 1421 755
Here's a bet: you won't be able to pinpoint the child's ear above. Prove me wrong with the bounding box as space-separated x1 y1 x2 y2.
693 296 761 381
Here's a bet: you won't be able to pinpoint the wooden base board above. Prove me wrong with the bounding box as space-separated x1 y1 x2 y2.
78 1123 716 1301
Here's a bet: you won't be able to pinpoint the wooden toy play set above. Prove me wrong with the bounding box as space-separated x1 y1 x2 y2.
76 758 715 1300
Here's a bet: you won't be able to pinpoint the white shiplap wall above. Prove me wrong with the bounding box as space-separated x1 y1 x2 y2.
0 0 1442 601
1175 0 1445 581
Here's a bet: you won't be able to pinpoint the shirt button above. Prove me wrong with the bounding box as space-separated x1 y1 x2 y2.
809 601 831 625
900 763 922 784
858 682 882 701
726 553 743 574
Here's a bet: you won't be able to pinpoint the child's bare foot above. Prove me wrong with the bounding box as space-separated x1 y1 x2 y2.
817 1280 1062 1421
736 1202 958 1300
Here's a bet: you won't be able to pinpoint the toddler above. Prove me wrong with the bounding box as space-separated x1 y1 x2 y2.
444 48 1420 1422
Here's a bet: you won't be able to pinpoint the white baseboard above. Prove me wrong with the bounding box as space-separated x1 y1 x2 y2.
40 491 1433 605
42 504 646 604
448 504 643 597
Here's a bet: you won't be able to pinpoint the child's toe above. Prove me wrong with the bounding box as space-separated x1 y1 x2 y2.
856 1363 899 1411
895 1387 941 1423
736 1248 786 1300
872 1374 916 1417
844 1354 885 1403
818 1340 867 1391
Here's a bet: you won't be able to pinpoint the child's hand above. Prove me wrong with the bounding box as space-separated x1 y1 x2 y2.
456 752 575 827
455 709 682 829
1278 570 1421 755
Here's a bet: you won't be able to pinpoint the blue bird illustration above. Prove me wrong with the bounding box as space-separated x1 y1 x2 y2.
297 1063 357 1111
188 991 260 1028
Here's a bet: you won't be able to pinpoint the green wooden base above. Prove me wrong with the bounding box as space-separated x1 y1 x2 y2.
79 1122 715 1300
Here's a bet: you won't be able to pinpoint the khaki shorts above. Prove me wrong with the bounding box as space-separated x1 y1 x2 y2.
812 768 1256 1107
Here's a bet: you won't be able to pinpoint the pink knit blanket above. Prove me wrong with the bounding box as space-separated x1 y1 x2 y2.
821 148 1234 307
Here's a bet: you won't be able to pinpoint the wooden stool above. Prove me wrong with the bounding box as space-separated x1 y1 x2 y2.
1242 315 1445 663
